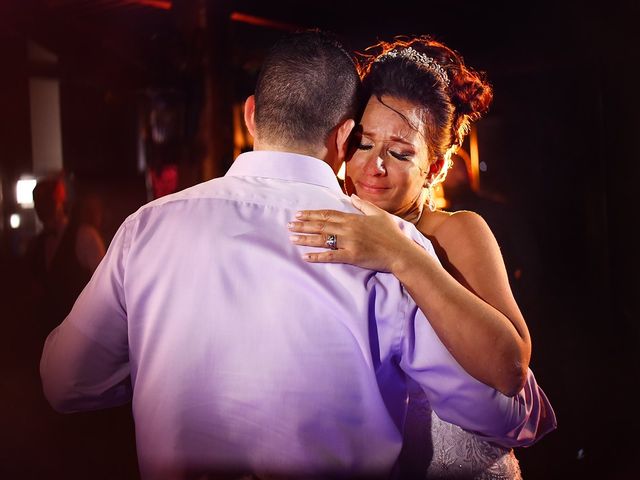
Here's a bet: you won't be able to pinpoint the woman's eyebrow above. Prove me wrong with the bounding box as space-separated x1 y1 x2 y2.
388 135 414 146
361 130 414 146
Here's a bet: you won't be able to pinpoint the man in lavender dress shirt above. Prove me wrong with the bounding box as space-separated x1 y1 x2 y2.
40 31 555 479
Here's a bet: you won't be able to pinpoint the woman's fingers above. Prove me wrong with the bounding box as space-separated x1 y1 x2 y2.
302 250 349 264
294 209 350 222
289 233 338 249
289 232 355 266
288 220 343 235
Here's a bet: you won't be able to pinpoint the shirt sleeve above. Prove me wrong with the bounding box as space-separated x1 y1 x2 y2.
40 218 133 413
397 221 557 448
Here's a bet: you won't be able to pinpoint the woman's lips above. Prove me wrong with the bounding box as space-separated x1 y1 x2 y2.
356 181 390 195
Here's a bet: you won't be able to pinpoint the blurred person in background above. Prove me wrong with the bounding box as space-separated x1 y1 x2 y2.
27 174 105 337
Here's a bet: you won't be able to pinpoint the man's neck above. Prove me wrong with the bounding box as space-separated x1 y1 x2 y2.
251 142 339 174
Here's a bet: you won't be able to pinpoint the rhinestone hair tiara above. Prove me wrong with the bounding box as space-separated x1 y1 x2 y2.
375 47 450 86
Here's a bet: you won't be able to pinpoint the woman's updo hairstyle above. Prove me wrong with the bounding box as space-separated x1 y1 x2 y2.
358 35 493 192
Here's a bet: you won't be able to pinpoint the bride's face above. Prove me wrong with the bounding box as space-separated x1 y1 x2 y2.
346 95 429 215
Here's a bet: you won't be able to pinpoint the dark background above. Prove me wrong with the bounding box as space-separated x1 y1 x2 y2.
1 1 639 478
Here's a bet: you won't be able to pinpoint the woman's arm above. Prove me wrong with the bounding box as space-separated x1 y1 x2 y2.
288 195 530 396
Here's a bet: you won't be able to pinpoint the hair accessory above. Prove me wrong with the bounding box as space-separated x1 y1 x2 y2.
375 47 450 86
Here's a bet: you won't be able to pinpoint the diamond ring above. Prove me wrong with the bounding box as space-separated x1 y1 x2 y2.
325 234 338 250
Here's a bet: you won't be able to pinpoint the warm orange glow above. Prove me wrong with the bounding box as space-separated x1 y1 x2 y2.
455 148 473 181
230 12 300 31
439 148 472 209
433 183 447 209
469 125 480 192
233 102 253 159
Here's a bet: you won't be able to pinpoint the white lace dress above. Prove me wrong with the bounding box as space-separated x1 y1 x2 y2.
399 382 522 480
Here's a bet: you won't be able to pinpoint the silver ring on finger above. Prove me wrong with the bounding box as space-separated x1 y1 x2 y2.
325 233 338 250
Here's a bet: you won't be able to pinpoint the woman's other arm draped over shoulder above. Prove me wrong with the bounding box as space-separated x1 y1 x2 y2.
289 195 531 396
406 207 530 396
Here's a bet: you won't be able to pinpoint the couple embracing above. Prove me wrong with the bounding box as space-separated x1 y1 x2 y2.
41 30 556 479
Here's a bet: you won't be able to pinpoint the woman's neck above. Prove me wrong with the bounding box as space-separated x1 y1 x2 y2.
392 191 426 225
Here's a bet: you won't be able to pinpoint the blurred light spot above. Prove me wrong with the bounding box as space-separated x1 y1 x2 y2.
577 448 585 460
479 161 487 172
230 12 300 31
10 214 21 229
337 162 346 181
135 0 172 10
16 178 37 207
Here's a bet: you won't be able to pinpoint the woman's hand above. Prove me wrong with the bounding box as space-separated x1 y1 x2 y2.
288 194 414 272
290 195 532 396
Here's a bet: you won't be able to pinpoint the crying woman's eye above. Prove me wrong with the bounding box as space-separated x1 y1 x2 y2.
389 150 412 161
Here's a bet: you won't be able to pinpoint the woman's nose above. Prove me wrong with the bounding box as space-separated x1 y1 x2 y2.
365 156 386 175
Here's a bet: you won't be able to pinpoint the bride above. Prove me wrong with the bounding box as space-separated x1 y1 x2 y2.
289 36 543 479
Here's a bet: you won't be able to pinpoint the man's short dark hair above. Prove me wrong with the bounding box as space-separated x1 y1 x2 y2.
254 30 361 151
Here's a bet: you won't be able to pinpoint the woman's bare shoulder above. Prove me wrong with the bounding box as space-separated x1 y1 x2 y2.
416 209 452 236
418 209 496 254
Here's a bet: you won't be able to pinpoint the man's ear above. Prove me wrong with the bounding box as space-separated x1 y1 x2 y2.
244 95 256 138
335 119 356 163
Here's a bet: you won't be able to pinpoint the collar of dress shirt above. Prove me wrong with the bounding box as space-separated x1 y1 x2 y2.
226 150 344 195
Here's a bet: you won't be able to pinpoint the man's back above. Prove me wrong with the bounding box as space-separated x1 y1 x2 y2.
43 152 422 478
129 152 417 477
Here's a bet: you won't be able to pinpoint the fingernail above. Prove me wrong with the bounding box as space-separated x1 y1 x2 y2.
295 211 303 218
287 222 296 229
289 235 300 242
351 194 360 199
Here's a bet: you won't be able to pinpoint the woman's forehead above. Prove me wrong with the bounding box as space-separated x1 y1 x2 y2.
361 95 424 143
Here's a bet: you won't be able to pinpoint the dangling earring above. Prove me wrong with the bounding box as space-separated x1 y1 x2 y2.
422 183 436 212
423 157 444 212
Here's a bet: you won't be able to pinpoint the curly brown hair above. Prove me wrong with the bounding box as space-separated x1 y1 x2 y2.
358 35 493 192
